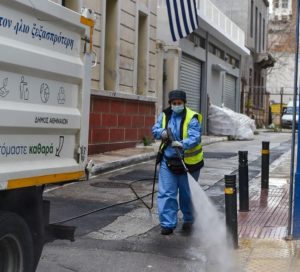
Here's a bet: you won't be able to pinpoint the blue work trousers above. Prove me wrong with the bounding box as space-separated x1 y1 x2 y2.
157 159 200 229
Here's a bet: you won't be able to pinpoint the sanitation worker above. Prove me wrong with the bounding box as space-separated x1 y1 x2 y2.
152 90 204 235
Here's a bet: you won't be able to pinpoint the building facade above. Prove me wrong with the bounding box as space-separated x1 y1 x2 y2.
157 0 249 133
210 0 272 127
267 0 296 105
51 0 158 154
270 0 293 21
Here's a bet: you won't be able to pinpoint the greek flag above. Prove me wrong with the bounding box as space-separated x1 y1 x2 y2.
166 0 199 42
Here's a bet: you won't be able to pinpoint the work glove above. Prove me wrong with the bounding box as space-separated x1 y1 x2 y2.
172 141 183 149
161 129 168 140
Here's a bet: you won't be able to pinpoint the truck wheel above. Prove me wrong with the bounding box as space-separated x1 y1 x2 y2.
0 211 34 272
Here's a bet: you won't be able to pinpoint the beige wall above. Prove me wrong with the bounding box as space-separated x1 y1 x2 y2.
82 0 102 90
51 0 158 153
81 0 157 99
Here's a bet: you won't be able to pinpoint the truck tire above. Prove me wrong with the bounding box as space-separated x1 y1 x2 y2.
0 211 34 272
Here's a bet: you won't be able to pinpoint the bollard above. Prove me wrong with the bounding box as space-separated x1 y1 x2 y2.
238 151 249 212
261 141 270 189
224 174 238 249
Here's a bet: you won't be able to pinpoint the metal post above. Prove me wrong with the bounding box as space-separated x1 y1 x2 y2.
261 141 270 189
238 151 249 212
224 175 238 249
280 87 283 128
291 0 300 239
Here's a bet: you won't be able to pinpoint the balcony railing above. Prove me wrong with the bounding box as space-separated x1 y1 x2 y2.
157 0 248 54
196 0 246 50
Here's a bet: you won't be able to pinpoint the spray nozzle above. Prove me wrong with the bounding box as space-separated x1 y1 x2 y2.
167 128 189 173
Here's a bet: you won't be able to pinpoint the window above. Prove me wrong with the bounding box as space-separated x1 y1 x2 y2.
259 13 262 52
258 13 262 52
104 0 118 91
137 12 148 95
232 58 240 68
263 19 265 51
250 0 254 38
257 75 261 108
209 43 225 60
247 68 253 113
282 0 288 8
254 72 257 106
255 7 258 50
215 48 224 59
274 0 279 8
225 54 239 68
260 77 264 107
188 33 206 49
208 43 215 54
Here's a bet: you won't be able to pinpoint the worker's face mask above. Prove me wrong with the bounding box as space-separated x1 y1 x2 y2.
171 104 184 113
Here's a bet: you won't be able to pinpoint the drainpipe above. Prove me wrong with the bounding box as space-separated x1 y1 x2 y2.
201 31 209 135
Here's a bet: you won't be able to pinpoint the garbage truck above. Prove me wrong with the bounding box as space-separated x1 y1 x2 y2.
0 0 94 271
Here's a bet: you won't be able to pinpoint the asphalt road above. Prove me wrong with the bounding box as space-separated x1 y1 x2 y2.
37 131 292 272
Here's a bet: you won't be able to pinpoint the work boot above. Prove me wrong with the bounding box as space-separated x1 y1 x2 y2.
181 222 193 233
161 227 173 235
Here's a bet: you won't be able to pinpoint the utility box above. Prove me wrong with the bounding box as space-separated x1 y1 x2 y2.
0 0 93 270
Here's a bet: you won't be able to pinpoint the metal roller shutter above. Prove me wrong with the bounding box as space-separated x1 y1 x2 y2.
180 54 202 112
224 74 236 111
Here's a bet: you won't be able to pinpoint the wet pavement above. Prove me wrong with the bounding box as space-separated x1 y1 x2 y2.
101 133 300 272
238 148 291 240
239 182 289 239
237 239 300 272
37 131 300 272
236 150 300 271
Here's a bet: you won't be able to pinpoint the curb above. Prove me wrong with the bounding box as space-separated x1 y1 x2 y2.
92 152 157 175
202 136 228 146
91 136 228 176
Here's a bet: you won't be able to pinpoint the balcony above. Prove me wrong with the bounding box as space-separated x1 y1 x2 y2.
254 52 276 69
196 0 249 55
157 0 249 55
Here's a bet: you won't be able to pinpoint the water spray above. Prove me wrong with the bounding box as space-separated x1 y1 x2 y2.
165 129 238 269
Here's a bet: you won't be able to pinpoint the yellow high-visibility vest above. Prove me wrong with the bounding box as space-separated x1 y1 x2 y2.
162 107 204 167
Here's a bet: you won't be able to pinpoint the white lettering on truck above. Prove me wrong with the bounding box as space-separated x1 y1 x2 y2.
0 15 75 50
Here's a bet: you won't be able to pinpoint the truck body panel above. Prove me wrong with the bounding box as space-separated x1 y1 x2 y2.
0 0 92 190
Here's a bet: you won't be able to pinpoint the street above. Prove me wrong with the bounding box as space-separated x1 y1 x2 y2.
37 131 292 272
1 2 298 272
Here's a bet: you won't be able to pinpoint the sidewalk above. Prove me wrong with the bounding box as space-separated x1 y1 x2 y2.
237 151 300 271
88 135 228 175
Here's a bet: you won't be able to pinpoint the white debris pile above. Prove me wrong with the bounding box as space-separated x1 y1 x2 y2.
208 104 256 140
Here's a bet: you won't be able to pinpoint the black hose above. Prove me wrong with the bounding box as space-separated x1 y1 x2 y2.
129 162 158 210
52 164 159 224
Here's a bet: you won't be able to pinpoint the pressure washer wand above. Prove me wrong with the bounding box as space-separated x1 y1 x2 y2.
167 128 189 173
